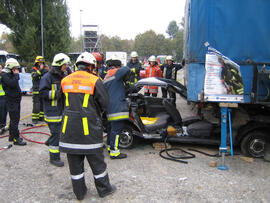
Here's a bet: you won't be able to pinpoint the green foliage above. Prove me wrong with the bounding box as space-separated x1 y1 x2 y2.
173 30 184 61
134 30 171 57
100 35 133 54
69 36 83 53
166 21 179 39
0 32 15 52
0 0 71 63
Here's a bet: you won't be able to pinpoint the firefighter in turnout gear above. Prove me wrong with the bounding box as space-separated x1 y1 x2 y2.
127 51 142 87
144 55 162 97
39 53 71 167
60 52 116 200
103 55 131 159
219 57 244 95
2 58 26 145
160 55 182 103
31 56 47 124
0 64 7 135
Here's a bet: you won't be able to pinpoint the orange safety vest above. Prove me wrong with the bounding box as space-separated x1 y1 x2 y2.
61 70 98 95
144 64 162 94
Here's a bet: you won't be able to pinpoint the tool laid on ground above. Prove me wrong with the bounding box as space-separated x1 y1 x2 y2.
0 144 13 151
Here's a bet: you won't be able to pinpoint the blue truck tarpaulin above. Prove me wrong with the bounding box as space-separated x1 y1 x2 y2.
184 0 270 102
184 0 270 64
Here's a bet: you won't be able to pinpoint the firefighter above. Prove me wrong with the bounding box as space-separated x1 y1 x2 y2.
1 58 26 145
103 56 131 159
0 64 7 135
92 52 106 79
31 56 47 124
127 51 142 87
219 57 244 95
39 53 71 167
60 52 116 200
161 55 182 103
144 55 162 97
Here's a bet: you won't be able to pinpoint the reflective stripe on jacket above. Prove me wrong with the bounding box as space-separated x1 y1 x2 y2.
60 70 109 154
32 66 47 93
144 64 162 93
103 66 130 121
39 69 64 123
0 74 5 96
127 60 142 85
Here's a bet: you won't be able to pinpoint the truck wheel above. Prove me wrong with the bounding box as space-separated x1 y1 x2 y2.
240 131 266 158
119 125 135 149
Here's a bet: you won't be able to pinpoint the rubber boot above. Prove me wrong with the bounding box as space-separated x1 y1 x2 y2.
13 137 27 146
71 177 87 200
50 152 64 167
95 174 116 198
110 152 127 159
264 142 270 162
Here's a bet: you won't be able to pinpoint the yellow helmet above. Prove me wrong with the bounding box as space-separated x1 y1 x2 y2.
35 56 45 64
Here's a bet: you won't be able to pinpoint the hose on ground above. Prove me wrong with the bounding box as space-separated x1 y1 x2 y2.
159 136 196 164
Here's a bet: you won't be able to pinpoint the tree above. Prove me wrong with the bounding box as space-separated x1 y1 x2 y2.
0 32 15 52
100 35 134 54
166 20 179 39
134 30 166 57
0 0 71 63
173 30 184 61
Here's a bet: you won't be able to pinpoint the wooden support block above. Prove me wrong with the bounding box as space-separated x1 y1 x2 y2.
219 103 238 108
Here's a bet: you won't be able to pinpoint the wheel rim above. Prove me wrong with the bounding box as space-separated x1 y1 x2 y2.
119 130 133 147
249 138 265 157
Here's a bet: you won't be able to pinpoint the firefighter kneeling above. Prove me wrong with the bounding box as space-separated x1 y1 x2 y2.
60 52 116 200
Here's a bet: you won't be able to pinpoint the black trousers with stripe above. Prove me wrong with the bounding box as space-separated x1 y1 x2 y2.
32 94 43 121
67 153 112 198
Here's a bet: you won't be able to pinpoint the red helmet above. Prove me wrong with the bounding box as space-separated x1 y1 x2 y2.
92 52 103 63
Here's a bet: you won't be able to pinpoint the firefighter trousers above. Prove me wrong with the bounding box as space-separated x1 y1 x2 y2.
46 122 61 157
0 96 7 129
32 94 44 122
6 99 21 140
107 120 124 156
67 153 113 199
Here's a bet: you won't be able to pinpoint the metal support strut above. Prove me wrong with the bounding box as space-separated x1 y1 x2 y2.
218 107 228 170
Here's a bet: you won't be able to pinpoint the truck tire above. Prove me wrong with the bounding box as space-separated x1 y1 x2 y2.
240 131 266 158
119 125 136 149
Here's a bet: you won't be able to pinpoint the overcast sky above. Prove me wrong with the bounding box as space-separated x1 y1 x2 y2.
0 0 186 40
67 0 186 39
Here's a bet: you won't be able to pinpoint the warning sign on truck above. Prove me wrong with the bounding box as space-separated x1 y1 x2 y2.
204 46 244 102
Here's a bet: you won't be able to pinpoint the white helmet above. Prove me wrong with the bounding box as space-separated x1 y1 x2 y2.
76 52 97 66
131 51 138 58
148 55 156 62
5 58 20 69
166 55 174 61
52 53 70 67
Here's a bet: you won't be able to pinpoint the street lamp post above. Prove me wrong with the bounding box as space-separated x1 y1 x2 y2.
40 0 44 56
80 9 83 52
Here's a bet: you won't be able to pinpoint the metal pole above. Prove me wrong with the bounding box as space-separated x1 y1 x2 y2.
80 9 83 52
40 0 44 56
218 107 228 170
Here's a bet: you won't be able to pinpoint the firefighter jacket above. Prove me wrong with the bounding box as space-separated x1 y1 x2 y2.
221 63 244 95
31 65 48 94
161 63 182 80
39 67 64 123
127 59 142 85
99 65 108 80
144 64 162 94
60 70 109 154
103 66 130 121
1 71 21 102
0 72 6 97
